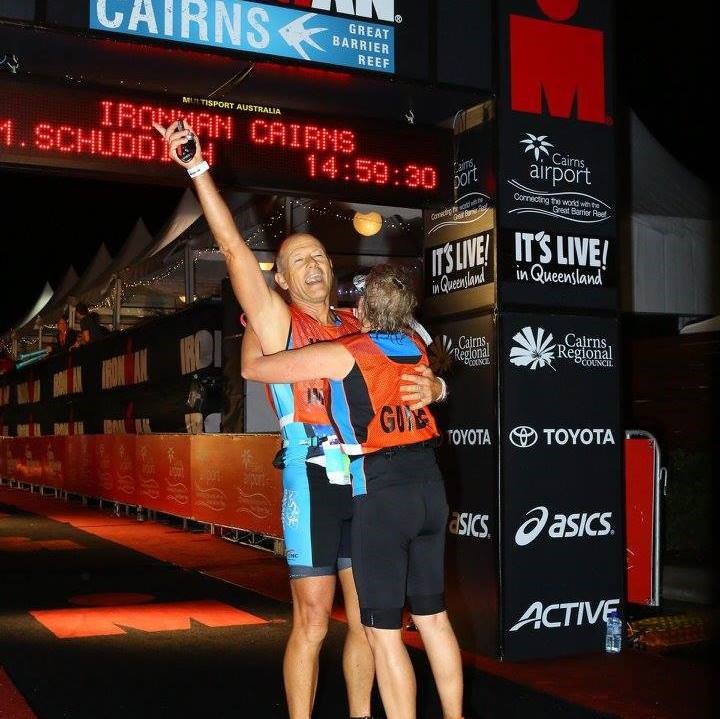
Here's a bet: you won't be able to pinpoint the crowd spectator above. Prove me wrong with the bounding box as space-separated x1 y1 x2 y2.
73 303 108 346
52 315 77 353
0 347 14 374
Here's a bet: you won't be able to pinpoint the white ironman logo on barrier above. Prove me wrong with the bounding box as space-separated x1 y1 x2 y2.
510 598 620 631
514 506 613 546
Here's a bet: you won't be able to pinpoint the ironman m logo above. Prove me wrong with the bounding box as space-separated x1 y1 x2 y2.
510 0 606 124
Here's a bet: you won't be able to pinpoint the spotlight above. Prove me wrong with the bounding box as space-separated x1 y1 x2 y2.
352 211 383 237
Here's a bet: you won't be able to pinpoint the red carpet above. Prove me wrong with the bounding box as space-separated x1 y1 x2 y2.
0 668 37 719
0 485 713 718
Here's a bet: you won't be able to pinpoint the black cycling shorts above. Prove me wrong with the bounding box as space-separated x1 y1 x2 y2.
351 447 448 629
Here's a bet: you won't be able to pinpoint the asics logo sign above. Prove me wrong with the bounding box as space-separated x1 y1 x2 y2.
509 426 537 447
448 511 490 539
514 506 613 546
510 598 620 632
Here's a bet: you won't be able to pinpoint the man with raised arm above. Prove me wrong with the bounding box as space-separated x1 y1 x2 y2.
155 120 442 719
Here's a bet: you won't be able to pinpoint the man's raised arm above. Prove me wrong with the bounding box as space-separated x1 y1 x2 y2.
154 120 289 352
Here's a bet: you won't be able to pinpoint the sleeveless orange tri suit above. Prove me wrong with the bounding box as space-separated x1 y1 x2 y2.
266 305 360 577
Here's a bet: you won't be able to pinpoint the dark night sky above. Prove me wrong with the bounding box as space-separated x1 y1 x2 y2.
0 4 714 336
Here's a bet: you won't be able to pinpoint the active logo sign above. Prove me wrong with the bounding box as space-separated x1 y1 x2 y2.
514 505 613 546
510 597 620 632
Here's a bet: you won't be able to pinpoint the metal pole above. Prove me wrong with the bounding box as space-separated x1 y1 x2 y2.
284 196 292 236
184 242 195 304
113 277 122 330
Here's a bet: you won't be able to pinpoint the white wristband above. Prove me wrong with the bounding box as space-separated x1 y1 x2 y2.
187 160 209 179
436 376 449 403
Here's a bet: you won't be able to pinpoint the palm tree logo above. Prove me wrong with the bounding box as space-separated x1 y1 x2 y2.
520 133 554 161
429 335 454 374
509 327 556 371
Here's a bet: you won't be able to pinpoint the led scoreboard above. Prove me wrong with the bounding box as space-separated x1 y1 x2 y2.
0 80 452 206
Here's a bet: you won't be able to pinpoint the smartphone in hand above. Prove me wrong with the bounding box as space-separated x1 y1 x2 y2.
175 120 197 163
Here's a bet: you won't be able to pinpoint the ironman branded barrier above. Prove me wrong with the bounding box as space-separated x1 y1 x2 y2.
0 434 283 540
625 431 667 606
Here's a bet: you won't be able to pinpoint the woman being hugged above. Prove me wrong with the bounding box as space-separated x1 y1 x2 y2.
244 264 463 719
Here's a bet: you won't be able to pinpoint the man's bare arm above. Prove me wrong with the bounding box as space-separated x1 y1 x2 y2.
154 120 289 353
399 365 445 410
242 325 353 383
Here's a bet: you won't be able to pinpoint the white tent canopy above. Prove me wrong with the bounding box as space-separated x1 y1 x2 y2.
40 245 112 325
15 281 53 330
28 266 79 328
628 111 717 316
147 188 203 258
79 219 153 306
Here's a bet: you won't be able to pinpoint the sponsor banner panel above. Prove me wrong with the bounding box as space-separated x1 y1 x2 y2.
498 118 615 236
500 311 623 659
429 313 498 655
82 0 429 78
94 434 116 499
423 111 496 318
14 437 44 483
40 435 68 489
135 434 193 515
499 226 617 309
190 434 283 537
497 0 616 311
111 435 138 505
64 435 96 495
3 438 19 478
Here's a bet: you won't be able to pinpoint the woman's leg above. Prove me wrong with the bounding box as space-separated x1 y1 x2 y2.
364 626 416 719
410 611 463 719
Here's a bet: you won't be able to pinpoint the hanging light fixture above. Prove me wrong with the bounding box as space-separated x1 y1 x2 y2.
352 211 383 237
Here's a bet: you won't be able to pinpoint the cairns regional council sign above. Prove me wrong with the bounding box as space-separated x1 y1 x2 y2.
90 0 416 74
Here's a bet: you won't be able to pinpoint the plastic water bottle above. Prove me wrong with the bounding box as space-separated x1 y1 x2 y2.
605 609 622 653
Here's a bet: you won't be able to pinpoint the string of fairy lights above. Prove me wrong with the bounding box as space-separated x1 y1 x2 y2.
1 199 416 354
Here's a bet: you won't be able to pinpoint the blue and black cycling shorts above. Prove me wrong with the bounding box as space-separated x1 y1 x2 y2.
281 461 353 579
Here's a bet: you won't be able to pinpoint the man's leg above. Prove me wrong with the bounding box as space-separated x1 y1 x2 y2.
284 574 336 719
364 626 415 719
410 611 463 719
338 566 375 717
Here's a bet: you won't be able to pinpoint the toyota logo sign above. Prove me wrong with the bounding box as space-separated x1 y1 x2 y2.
509 426 538 448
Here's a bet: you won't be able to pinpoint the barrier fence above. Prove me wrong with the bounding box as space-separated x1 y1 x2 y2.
0 433 283 539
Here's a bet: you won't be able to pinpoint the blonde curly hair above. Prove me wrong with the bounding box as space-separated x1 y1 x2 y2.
361 264 417 333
